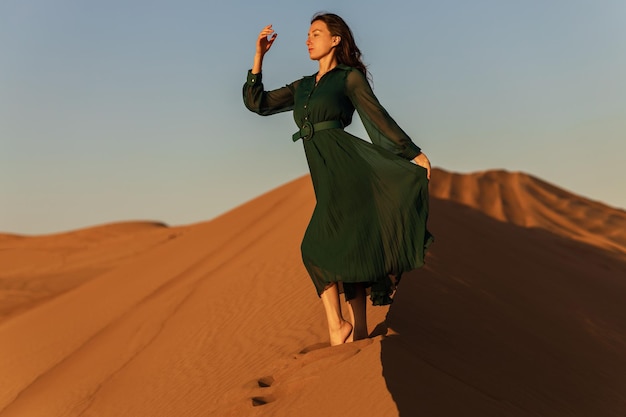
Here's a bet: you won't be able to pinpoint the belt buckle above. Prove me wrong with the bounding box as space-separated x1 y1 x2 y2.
301 121 314 141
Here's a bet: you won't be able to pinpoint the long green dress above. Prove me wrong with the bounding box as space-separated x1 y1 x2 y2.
243 64 433 305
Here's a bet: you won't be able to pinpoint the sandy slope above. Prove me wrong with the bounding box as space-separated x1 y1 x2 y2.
0 169 625 417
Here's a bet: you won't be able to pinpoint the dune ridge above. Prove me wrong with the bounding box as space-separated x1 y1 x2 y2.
430 168 626 255
1 169 625 417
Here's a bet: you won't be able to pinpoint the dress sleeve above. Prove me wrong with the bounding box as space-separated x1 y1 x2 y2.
242 70 299 116
346 69 422 160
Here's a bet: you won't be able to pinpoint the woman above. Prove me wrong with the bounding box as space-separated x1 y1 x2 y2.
243 13 433 346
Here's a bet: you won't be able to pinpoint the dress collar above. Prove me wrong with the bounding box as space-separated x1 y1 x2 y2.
307 64 352 80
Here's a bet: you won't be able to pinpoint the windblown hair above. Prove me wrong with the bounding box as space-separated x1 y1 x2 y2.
311 13 368 79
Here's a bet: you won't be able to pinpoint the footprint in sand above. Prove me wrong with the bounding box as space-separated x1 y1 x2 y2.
248 338 373 406
251 395 276 407
250 376 275 406
257 375 275 388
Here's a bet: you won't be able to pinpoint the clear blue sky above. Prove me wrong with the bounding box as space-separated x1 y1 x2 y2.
1 0 625 235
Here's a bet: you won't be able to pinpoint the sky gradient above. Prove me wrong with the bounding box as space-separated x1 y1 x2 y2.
2 0 625 234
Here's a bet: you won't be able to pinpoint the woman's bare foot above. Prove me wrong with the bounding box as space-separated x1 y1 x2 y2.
346 325 368 343
346 321 356 343
329 320 353 346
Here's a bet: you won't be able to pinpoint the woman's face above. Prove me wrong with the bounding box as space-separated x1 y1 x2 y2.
306 20 339 61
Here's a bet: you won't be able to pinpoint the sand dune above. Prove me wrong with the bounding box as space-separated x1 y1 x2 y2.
0 169 625 417
0 221 184 323
430 169 626 255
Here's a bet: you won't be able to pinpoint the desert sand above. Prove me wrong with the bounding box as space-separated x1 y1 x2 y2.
1 168 625 417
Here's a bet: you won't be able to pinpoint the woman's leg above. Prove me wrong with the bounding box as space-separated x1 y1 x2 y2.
346 283 367 342
320 283 353 346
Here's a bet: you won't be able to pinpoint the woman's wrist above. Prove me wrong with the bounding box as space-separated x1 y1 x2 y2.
252 55 263 74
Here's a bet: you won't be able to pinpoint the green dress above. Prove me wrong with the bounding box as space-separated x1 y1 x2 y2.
243 64 433 305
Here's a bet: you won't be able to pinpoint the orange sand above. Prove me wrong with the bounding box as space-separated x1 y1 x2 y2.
1 168 625 416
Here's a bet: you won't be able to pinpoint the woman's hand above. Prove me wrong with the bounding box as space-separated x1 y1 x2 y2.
256 24 277 57
252 25 277 74
412 152 431 180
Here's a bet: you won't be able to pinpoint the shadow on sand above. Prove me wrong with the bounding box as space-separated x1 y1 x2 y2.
381 198 626 416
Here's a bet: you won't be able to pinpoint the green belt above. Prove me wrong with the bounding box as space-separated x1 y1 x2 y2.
292 120 344 142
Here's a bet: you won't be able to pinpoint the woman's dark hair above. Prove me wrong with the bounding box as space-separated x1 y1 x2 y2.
311 13 368 79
